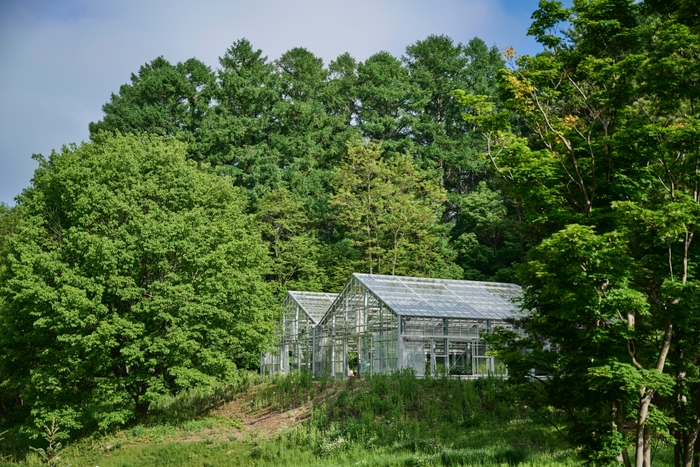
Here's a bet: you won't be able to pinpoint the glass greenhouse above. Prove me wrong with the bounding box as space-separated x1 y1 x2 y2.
313 274 524 379
260 291 337 374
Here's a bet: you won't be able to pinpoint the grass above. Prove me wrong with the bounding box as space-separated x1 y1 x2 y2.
0 371 675 466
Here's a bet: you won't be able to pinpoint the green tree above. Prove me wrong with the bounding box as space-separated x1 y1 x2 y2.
89 57 216 161
0 202 22 425
268 47 357 224
454 182 521 281
405 36 514 280
0 203 20 255
326 52 359 126
356 51 424 156
405 36 502 196
256 188 324 297
0 134 273 437
466 0 700 465
330 140 460 278
202 38 280 181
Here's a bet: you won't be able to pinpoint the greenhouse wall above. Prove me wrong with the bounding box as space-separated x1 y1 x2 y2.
260 291 337 375
314 276 399 378
312 274 524 379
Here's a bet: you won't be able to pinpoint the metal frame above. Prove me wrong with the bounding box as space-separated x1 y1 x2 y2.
313 274 524 379
260 291 337 374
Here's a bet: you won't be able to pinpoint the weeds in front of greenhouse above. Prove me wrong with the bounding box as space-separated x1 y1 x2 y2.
0 371 673 466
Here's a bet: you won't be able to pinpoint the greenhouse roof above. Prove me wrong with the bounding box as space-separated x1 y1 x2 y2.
353 273 522 320
287 291 338 324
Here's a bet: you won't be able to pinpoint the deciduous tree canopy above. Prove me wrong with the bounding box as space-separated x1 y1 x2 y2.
456 0 700 465
0 134 273 436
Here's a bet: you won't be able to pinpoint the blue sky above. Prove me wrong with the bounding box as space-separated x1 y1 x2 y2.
0 0 548 206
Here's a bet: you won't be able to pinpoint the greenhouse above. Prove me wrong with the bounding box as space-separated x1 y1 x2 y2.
313 274 524 379
260 291 337 374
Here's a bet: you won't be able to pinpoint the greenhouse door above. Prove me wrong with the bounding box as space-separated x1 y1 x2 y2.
431 339 448 376
280 345 290 373
359 335 372 377
404 339 426 377
472 342 493 375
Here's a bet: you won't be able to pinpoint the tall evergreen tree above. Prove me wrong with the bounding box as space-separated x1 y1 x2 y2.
203 39 279 175
89 57 215 161
356 51 424 156
271 48 355 222
405 36 514 280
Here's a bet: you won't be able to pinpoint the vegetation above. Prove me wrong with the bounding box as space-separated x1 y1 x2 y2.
1 372 590 467
85 34 509 290
0 134 273 437
455 0 700 465
331 140 459 278
0 0 699 465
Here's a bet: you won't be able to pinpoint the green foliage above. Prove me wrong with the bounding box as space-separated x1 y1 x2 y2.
454 182 522 281
89 35 515 284
0 372 595 466
527 0 572 49
28 420 63 467
256 188 324 297
355 51 422 156
89 57 215 160
406 36 502 195
330 140 460 278
0 134 273 437
466 0 700 464
203 39 280 178
0 204 21 256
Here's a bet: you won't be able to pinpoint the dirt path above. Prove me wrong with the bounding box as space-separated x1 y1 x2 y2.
213 388 313 437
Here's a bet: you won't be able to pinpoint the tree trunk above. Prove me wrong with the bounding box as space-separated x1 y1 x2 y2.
644 424 651 467
135 400 151 419
636 389 654 467
682 420 700 467
615 400 632 467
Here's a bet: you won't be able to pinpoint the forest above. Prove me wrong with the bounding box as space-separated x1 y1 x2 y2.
1 0 700 465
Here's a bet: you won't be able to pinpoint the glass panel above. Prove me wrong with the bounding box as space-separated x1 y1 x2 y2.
473 357 490 376
448 340 471 376
404 340 426 377
353 273 523 320
312 274 525 379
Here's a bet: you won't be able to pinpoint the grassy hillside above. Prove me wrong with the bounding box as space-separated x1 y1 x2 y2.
0 372 675 466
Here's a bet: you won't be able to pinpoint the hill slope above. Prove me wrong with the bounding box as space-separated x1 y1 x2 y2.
2 372 671 466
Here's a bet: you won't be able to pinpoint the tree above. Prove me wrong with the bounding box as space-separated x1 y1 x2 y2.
405 36 515 280
266 47 357 225
256 188 324 297
330 140 460 278
326 52 359 126
0 203 20 256
0 133 273 437
464 0 700 465
454 182 521 281
0 202 22 425
405 35 502 199
404 36 522 281
356 51 424 156
89 57 216 161
202 39 280 176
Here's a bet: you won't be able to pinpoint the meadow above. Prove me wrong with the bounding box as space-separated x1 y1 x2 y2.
0 372 676 466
